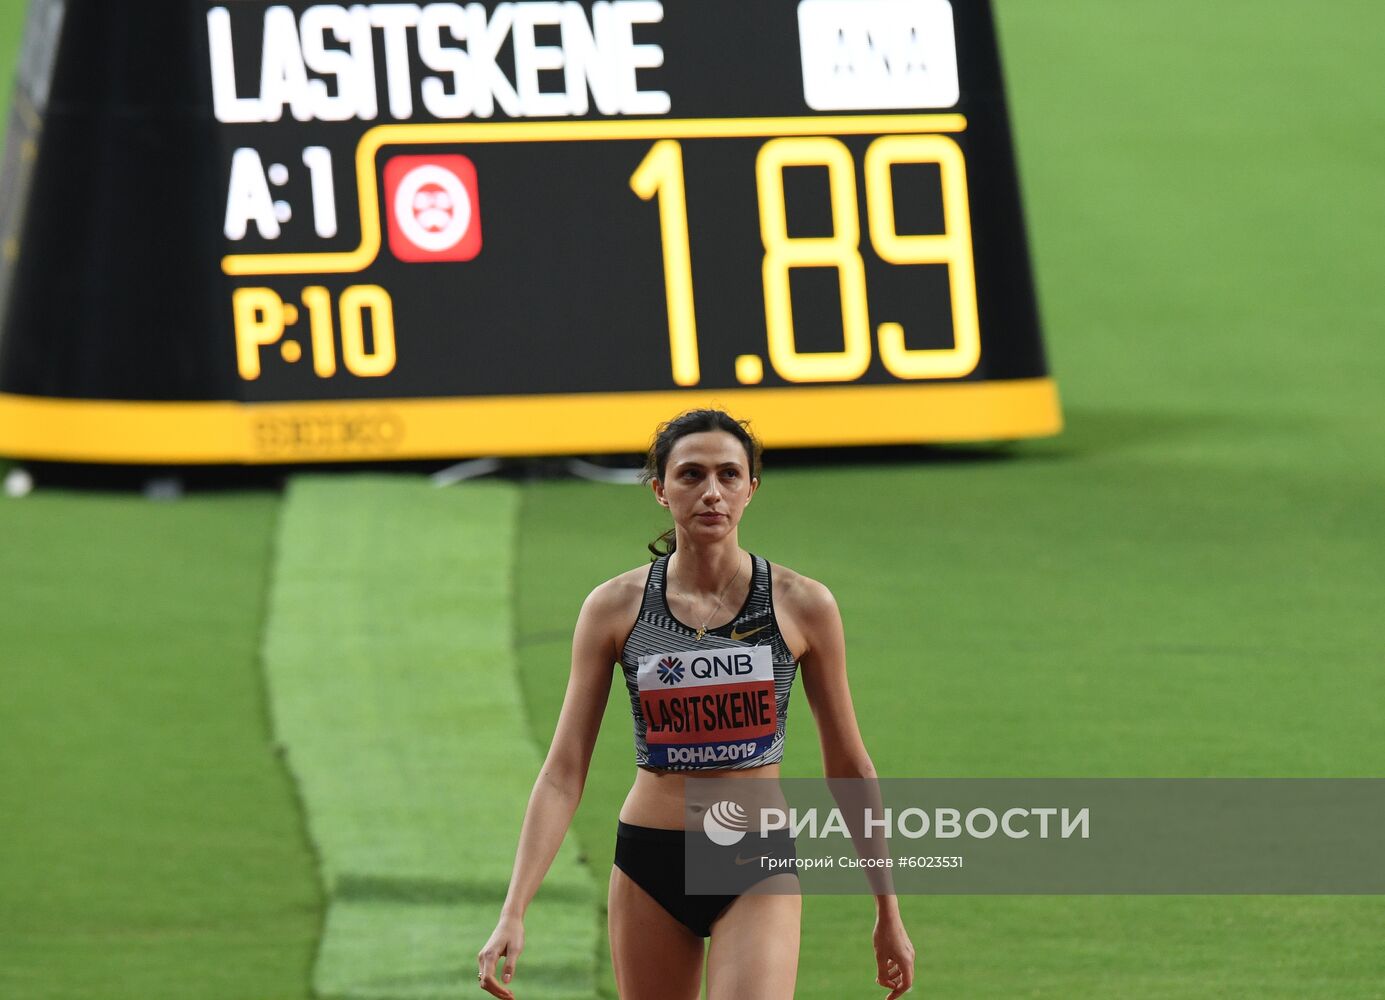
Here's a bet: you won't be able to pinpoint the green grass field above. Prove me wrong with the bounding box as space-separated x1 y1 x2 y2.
3 1 1384 997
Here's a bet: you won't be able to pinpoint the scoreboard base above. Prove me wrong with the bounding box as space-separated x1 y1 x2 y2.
0 378 1060 465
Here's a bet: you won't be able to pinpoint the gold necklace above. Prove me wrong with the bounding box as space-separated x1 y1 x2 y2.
674 555 744 641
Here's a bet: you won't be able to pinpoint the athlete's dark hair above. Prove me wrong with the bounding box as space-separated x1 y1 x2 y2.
641 409 763 559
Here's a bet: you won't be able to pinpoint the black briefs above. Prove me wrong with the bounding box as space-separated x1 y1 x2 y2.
612 821 798 938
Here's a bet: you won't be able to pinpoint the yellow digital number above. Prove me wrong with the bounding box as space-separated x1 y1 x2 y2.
865 134 980 378
301 286 338 377
756 137 872 383
630 140 700 386
339 285 397 377
632 131 980 386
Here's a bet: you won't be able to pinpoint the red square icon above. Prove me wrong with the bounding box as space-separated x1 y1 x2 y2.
383 154 482 262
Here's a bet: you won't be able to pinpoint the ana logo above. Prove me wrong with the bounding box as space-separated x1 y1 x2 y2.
656 656 685 685
383 155 482 262
703 800 749 846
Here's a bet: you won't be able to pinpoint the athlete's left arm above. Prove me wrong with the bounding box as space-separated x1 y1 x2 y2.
792 576 917 1000
792 575 873 780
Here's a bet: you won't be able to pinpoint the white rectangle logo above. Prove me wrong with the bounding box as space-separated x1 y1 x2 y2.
638 646 774 691
797 0 960 111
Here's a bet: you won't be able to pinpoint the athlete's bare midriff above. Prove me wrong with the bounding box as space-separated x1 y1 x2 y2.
619 760 790 829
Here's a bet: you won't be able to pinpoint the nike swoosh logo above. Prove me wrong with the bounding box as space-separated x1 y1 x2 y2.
730 624 768 642
733 853 767 866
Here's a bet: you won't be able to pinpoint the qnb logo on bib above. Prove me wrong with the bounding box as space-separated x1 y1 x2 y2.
383 155 482 262
638 647 777 767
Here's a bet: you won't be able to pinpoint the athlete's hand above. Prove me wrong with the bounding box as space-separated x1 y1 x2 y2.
477 914 525 999
873 911 916 997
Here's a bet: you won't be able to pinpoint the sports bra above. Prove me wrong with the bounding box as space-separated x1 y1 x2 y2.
619 553 799 771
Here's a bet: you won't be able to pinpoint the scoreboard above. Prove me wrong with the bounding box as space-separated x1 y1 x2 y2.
0 0 1060 464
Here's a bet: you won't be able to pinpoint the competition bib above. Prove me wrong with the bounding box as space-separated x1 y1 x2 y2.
638 646 777 768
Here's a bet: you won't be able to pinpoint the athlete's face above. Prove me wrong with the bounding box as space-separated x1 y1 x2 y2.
652 430 758 540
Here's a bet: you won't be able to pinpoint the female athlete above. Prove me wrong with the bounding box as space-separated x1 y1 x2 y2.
477 409 916 998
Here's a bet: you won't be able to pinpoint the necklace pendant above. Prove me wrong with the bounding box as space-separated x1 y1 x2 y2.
695 626 706 641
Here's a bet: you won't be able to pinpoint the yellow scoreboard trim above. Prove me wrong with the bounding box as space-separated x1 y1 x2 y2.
222 114 969 277
0 377 1059 464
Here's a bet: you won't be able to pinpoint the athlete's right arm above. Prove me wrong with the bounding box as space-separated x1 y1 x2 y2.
477 576 629 998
